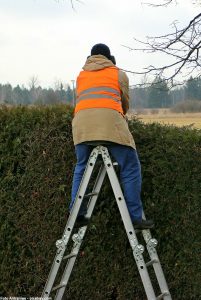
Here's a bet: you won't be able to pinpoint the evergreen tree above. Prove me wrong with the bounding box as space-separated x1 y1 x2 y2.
2 84 13 104
148 77 170 108
66 85 73 104
13 85 23 105
185 77 201 100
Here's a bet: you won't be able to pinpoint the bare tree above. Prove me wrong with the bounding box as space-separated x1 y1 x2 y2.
28 75 41 103
28 75 39 90
61 0 82 9
123 0 201 87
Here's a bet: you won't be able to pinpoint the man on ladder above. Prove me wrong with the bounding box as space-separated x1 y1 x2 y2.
42 43 172 299
70 43 154 230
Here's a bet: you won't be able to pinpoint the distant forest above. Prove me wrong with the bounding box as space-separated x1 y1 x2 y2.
0 76 201 109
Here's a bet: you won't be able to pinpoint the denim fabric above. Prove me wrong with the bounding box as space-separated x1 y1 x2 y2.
69 143 143 221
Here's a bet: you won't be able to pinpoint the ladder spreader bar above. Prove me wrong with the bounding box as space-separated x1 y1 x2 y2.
146 258 159 267
63 253 77 260
84 192 99 198
156 292 170 300
52 283 66 292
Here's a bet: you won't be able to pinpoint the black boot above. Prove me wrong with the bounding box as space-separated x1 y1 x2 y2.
76 215 90 227
132 219 154 230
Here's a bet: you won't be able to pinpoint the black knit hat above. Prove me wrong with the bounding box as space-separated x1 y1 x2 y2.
91 43 111 60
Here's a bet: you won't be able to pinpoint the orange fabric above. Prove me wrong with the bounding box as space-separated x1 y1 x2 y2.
75 67 123 114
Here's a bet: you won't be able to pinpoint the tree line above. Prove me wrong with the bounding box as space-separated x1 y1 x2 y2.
0 76 201 109
0 82 74 106
130 76 201 109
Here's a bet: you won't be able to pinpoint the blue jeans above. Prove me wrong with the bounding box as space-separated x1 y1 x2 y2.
69 143 143 221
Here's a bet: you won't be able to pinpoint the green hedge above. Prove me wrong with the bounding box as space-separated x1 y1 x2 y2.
0 105 201 299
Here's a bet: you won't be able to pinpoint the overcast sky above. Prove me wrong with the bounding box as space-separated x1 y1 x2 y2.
0 0 198 88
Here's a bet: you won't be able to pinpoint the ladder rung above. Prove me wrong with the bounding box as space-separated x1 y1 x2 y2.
156 292 169 299
146 258 158 267
52 283 66 292
63 253 77 260
84 192 98 198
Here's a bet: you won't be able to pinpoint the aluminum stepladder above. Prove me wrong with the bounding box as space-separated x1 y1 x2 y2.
42 145 172 300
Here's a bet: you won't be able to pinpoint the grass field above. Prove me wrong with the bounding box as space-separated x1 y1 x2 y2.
132 109 201 129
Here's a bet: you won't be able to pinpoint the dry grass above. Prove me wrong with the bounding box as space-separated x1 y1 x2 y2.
130 109 201 129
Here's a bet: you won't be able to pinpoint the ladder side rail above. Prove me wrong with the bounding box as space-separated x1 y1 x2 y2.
62 147 100 237
142 213 172 300
101 147 157 300
55 163 107 300
54 227 86 299
42 147 99 298
85 163 107 218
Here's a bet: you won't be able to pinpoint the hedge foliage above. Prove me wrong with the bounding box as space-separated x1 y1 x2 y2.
0 105 201 299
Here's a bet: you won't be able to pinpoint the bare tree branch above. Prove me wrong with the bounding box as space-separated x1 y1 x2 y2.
70 0 80 10
142 0 177 7
55 0 83 10
63 0 201 88
122 2 201 88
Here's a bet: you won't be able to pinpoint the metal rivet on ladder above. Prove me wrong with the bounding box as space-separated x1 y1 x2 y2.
79 195 82 199
90 163 93 166
107 163 111 167
118 197 122 201
129 231 133 235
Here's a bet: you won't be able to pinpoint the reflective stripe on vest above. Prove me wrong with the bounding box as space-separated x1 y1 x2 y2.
78 86 121 98
77 87 121 103
74 67 123 114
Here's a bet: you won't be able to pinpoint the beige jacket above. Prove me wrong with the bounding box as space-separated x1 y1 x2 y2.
72 55 136 149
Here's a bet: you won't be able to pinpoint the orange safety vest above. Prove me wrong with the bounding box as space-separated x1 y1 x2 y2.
74 67 123 114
